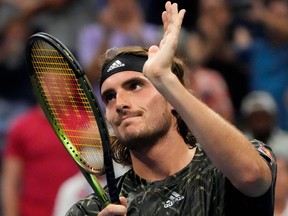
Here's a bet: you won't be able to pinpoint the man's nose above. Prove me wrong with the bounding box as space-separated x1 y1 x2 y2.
115 92 130 114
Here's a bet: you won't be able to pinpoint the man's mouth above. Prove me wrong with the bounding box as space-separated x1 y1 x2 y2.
115 112 141 126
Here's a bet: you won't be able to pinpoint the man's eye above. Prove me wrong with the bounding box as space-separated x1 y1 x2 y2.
104 93 115 103
129 82 142 90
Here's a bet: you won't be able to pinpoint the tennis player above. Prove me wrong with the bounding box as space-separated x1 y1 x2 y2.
66 1 276 215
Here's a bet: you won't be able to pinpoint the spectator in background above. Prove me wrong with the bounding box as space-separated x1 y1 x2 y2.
77 0 162 86
186 67 235 123
0 0 97 152
240 91 288 148
0 17 34 104
0 0 96 53
0 18 36 156
233 0 288 131
52 172 94 216
1 105 79 216
0 0 94 155
53 162 129 216
185 0 249 120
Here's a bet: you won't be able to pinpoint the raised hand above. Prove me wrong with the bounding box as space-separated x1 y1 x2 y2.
143 1 185 81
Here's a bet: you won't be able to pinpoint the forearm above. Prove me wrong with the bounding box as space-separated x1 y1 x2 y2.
2 189 20 216
1 159 22 216
151 72 272 197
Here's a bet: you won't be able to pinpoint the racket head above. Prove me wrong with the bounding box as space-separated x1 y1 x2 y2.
25 32 110 175
26 32 120 204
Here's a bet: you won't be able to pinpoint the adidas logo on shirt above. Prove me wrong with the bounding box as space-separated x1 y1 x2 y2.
163 191 185 208
107 60 125 72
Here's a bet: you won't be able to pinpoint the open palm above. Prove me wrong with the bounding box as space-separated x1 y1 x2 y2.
143 2 185 81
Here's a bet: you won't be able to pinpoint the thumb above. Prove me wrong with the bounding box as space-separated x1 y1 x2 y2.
119 196 128 208
147 45 159 59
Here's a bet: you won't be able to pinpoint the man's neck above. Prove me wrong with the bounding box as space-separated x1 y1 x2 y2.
130 134 196 181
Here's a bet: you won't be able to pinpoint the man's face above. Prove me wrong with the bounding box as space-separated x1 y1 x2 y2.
101 71 174 150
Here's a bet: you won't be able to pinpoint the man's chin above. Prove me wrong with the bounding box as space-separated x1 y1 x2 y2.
117 124 141 138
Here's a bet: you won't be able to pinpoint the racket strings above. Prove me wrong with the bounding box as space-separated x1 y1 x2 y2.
31 41 104 172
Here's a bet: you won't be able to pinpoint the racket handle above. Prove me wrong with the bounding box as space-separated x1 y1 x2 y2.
110 194 120 204
106 170 120 204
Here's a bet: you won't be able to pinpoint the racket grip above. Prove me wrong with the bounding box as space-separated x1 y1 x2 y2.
105 168 120 204
110 194 120 204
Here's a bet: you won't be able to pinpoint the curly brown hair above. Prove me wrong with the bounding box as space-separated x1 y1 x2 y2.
98 46 196 166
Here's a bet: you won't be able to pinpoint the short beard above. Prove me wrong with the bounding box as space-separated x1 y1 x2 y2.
117 113 172 151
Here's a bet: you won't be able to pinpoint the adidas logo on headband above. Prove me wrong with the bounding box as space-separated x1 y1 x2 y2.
107 60 125 72
100 54 148 90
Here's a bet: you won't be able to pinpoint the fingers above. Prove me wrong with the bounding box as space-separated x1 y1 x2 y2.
144 1 185 79
162 11 168 32
162 1 171 33
162 1 186 38
98 197 127 216
98 204 127 216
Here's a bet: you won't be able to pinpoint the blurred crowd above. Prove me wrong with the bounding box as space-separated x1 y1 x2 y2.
0 0 288 215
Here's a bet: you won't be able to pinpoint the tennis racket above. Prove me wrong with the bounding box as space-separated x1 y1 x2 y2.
25 32 119 206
